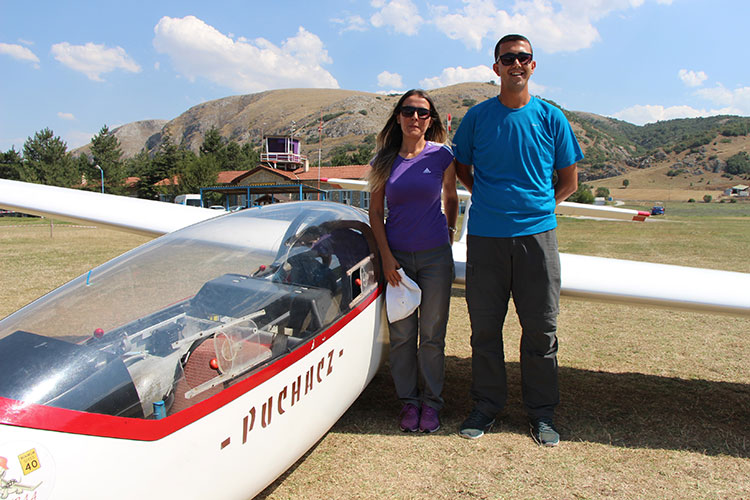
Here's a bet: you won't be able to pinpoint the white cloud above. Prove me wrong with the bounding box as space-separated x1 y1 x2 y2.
377 89 408 96
612 104 716 125
613 82 750 125
331 15 368 32
678 69 707 88
51 42 141 81
430 0 663 53
57 112 75 121
370 0 423 36
153 16 338 93
378 70 403 88
419 64 545 95
420 64 497 89
0 42 40 67
696 84 750 115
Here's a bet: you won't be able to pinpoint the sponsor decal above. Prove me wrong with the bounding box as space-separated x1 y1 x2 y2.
0 443 54 500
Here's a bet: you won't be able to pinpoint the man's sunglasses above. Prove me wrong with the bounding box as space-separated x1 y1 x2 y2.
497 52 533 66
399 106 431 119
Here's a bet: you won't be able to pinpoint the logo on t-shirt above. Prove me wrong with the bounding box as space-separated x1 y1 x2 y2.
422 168 431 174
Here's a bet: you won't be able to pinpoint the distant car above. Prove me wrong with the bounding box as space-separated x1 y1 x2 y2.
174 194 202 207
228 205 245 212
651 206 665 215
208 205 227 211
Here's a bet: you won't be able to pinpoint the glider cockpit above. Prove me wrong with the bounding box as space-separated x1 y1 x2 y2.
0 202 378 421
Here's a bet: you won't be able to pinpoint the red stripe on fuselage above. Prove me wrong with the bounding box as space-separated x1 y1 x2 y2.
0 287 381 441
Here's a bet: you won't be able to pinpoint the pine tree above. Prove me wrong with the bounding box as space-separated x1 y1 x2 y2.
0 147 22 180
200 127 225 156
90 125 126 194
21 128 78 187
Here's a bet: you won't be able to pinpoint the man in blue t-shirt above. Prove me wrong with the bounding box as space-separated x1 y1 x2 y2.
453 34 583 447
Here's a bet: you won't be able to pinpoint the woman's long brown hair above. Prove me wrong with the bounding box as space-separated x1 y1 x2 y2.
368 89 446 192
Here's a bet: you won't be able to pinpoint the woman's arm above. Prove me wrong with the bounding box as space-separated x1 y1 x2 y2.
369 187 402 286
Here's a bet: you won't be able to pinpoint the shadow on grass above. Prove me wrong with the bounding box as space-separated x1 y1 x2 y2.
332 357 750 459
258 356 748 498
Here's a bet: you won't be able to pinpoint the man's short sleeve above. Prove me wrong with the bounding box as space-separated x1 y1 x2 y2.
552 108 584 170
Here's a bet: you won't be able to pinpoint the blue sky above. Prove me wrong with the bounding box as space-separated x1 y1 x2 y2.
2 0 749 152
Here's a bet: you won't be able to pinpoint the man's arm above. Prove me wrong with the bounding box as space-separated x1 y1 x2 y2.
554 163 578 204
455 161 474 193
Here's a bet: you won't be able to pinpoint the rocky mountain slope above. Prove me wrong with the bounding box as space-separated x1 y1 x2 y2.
80 83 750 184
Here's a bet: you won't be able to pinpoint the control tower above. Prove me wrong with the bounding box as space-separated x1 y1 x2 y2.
260 135 309 172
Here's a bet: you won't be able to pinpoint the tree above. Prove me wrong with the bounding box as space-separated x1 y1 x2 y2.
725 151 750 175
135 132 180 199
89 125 126 194
703 194 712 203
200 127 225 156
568 183 595 204
240 142 260 168
0 147 22 180
622 179 629 188
329 143 372 166
20 128 78 187
217 141 240 170
595 186 610 199
350 145 374 165
180 153 220 193
330 149 350 166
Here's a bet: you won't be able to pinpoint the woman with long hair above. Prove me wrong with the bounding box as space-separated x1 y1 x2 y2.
369 89 458 433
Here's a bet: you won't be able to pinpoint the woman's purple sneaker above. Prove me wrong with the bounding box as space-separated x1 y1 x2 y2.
399 403 420 432
419 404 440 433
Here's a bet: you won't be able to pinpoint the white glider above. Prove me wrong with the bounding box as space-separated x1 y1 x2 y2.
323 177 652 222
0 178 748 499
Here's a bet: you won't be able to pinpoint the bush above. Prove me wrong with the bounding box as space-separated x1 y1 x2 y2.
595 186 610 198
725 151 750 175
568 183 595 204
688 198 696 202
322 111 346 122
703 194 712 203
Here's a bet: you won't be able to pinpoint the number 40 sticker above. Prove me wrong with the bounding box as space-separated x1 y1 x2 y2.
18 448 41 475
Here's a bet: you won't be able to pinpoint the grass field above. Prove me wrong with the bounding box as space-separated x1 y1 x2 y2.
1 205 749 500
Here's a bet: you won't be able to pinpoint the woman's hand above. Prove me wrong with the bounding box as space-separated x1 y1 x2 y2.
381 252 402 287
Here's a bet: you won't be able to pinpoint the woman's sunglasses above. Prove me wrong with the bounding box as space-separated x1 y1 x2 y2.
399 106 431 119
497 52 533 66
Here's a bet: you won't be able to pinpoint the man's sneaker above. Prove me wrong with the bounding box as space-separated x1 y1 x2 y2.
399 403 420 432
530 418 560 447
419 404 440 433
459 408 495 439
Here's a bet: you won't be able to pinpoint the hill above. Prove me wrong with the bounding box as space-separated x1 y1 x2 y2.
75 83 750 192
75 119 168 159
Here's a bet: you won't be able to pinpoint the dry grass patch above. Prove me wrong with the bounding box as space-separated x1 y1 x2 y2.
0 221 150 317
1 211 748 500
